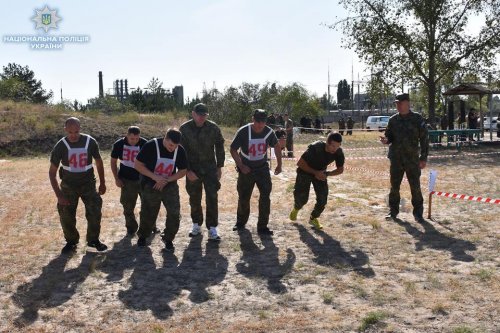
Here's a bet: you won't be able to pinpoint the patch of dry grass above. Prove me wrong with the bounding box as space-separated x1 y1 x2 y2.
0 131 499 332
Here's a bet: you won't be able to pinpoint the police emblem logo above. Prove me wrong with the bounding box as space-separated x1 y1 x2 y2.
32 6 61 33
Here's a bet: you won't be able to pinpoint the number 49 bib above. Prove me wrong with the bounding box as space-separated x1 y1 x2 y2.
241 124 272 161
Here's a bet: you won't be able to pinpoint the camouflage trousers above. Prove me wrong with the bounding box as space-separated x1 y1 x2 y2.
57 180 102 244
236 164 272 229
389 159 423 216
120 178 141 233
185 170 220 229
293 171 329 219
138 182 180 241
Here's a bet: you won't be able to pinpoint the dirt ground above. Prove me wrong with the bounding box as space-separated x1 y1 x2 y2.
0 131 498 333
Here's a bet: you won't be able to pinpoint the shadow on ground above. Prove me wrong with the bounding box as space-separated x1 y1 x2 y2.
11 252 100 327
393 217 476 262
116 235 228 319
236 228 296 294
295 224 375 278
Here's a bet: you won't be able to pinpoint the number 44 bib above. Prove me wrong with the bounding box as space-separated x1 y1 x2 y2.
153 138 177 177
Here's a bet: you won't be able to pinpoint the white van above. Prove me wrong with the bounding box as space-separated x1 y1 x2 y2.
483 116 498 131
366 116 390 131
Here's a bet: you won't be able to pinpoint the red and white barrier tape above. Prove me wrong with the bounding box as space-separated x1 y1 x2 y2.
430 191 500 205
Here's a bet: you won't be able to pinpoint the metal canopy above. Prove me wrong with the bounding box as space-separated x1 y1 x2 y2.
443 83 500 96
443 83 500 140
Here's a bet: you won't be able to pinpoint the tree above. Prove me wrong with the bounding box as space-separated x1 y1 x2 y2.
337 79 351 109
332 0 500 125
0 63 53 103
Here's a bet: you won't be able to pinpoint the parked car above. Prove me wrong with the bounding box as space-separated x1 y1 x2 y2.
366 116 390 131
483 116 498 131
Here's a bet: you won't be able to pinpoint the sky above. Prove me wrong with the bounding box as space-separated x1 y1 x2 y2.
0 0 368 104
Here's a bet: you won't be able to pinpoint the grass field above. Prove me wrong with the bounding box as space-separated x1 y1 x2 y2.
0 129 499 333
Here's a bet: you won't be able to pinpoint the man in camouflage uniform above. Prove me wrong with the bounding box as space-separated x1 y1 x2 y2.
284 113 294 157
380 93 429 222
134 128 187 251
338 117 346 135
110 126 148 236
289 132 344 230
346 116 354 135
180 103 225 241
49 117 108 253
230 109 282 235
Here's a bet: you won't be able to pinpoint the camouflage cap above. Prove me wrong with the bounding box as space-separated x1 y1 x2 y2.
193 103 209 115
253 109 268 121
394 93 410 102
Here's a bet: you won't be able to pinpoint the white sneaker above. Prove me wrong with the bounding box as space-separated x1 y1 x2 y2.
189 223 201 237
208 227 221 242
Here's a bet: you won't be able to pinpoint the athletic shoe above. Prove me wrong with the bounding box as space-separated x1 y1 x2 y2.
232 223 245 231
385 212 398 221
257 227 274 235
289 207 299 221
189 223 201 237
137 237 146 247
208 227 221 242
87 240 108 251
413 213 425 223
163 239 174 251
61 242 77 254
309 218 323 230
126 227 137 236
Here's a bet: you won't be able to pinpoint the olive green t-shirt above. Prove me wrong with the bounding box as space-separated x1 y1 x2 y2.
50 134 101 185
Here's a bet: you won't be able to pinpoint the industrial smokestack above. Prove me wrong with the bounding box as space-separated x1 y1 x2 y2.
120 80 124 101
125 79 128 98
98 71 104 98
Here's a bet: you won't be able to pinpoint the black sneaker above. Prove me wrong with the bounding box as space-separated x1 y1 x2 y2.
232 223 245 231
413 213 425 222
152 227 161 234
137 237 147 247
87 240 108 252
257 227 274 236
61 242 77 254
385 212 398 220
163 239 174 251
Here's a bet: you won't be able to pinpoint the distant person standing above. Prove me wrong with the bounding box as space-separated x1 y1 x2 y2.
314 117 322 132
467 108 478 141
134 128 187 250
346 116 355 135
284 113 294 157
266 113 276 129
180 103 225 242
289 132 344 230
380 93 429 222
230 109 282 235
49 117 108 253
110 126 148 236
338 117 346 135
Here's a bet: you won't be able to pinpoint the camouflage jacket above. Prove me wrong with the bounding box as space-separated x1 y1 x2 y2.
385 111 429 162
179 119 225 172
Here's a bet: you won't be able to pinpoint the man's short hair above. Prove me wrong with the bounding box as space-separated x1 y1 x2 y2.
165 128 181 144
64 117 80 127
327 132 342 143
127 126 141 135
